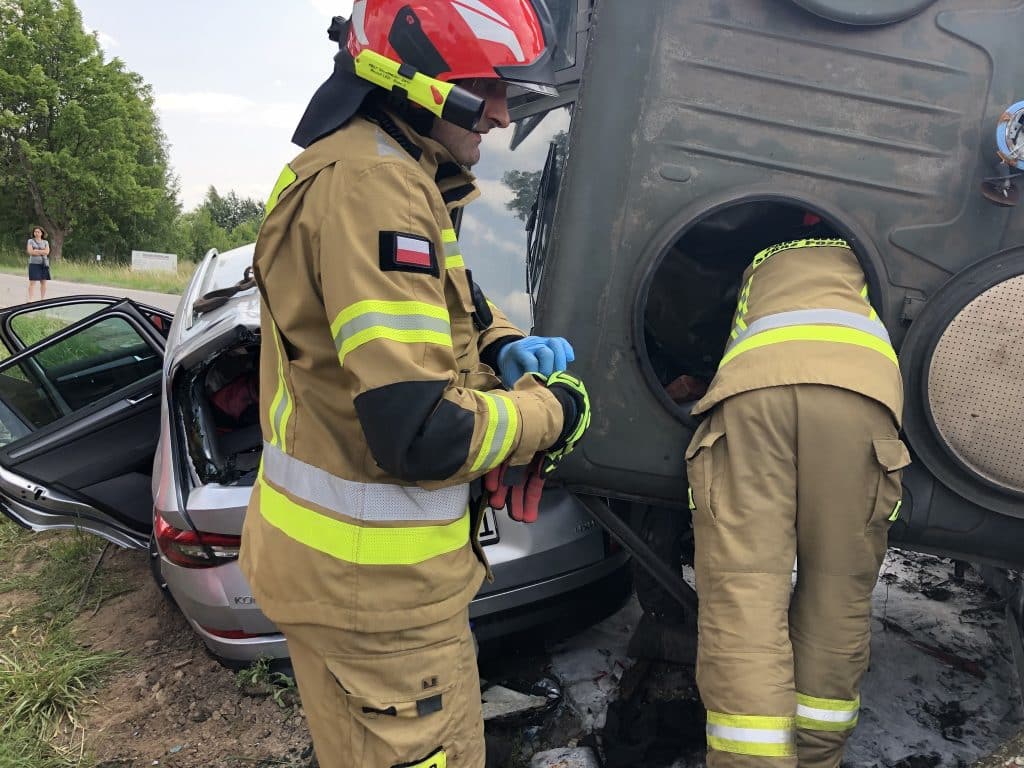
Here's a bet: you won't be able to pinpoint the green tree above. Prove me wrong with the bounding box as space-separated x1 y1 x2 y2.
202 186 264 231
172 188 263 262
0 0 178 261
501 129 569 222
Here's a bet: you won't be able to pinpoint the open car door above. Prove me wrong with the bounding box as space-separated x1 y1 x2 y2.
0 300 165 549
0 295 172 357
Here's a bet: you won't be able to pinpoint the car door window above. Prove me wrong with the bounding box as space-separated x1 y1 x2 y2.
0 315 161 445
458 104 573 329
7 302 112 349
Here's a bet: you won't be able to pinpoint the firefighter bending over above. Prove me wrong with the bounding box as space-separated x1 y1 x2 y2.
239 2 590 767
686 237 910 768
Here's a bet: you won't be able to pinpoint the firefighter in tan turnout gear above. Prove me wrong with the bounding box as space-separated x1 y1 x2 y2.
686 237 911 768
239 2 590 767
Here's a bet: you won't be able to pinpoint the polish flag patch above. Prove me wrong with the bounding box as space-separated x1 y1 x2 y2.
396 235 432 267
379 231 439 277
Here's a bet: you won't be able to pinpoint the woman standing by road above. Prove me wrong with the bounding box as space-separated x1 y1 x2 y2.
26 226 50 301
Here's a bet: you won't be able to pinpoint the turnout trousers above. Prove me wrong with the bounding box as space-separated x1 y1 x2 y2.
279 609 484 768
686 385 909 768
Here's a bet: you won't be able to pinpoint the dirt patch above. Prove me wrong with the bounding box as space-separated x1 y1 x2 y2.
76 549 312 768
973 728 1024 767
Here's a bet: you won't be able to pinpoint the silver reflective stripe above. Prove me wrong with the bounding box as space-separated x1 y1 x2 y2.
725 308 891 355
262 442 468 522
271 388 290 443
796 704 858 724
375 128 408 160
334 312 452 351
472 393 515 472
706 723 792 744
443 240 460 258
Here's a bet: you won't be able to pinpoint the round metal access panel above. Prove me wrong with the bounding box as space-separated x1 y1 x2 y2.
789 0 939 26
927 274 1024 493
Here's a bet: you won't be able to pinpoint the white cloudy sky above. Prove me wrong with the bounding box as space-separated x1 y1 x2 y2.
77 0 568 328
78 0 354 210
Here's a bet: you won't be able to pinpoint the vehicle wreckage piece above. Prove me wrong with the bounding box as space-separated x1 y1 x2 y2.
577 496 697 613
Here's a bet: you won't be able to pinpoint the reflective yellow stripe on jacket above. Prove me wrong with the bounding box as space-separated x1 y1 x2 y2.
331 299 452 365
256 443 470 565
721 239 898 370
442 228 464 270
470 392 518 472
267 318 294 451
705 711 796 758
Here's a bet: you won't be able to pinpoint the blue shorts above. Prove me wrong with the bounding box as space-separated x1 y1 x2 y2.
28 263 50 281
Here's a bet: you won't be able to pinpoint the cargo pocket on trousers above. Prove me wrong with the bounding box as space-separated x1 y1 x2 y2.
326 637 461 763
684 421 726 525
867 437 911 532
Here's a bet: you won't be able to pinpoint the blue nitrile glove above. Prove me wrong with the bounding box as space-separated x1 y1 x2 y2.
496 336 575 388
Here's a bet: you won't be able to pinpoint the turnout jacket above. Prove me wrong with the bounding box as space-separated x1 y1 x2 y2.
692 239 904 426
239 109 565 632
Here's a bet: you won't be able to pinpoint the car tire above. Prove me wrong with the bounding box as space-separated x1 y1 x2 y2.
631 503 694 625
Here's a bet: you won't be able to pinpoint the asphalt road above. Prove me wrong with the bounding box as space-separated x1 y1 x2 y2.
0 271 181 313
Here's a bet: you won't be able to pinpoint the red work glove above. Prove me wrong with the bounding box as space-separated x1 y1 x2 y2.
483 454 547 523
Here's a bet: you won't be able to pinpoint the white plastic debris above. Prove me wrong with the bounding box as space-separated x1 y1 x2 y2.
529 746 600 768
481 685 549 720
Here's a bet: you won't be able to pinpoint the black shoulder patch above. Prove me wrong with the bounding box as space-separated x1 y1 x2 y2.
379 231 440 277
355 380 472 482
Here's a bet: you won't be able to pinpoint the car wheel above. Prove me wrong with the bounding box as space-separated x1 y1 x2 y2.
631 503 694 625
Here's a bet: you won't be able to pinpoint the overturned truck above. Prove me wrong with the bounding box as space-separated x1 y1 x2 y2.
523 0 1024 617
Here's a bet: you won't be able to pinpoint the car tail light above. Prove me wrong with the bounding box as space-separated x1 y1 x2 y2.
155 511 241 568
200 626 276 640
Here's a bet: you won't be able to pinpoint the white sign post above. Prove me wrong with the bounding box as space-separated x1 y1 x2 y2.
131 250 177 272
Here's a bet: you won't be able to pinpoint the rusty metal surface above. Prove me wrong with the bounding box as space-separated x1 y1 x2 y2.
928 275 1024 493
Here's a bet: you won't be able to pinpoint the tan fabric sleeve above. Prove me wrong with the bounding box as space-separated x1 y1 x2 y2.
317 160 563 484
479 299 526 349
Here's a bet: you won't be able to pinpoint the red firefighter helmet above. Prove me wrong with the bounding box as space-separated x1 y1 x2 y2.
293 0 558 147
348 0 557 94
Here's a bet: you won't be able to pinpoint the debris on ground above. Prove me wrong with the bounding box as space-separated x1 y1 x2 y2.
530 746 601 767
971 728 1024 767
23 538 1020 768
482 680 560 722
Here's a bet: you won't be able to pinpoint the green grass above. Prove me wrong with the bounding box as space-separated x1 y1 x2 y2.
0 523 129 767
235 656 299 710
0 244 195 295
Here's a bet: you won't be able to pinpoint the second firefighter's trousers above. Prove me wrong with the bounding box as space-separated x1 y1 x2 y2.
686 385 910 768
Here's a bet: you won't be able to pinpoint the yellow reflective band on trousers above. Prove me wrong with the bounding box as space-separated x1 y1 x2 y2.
705 711 796 757
470 392 518 472
888 499 903 522
442 228 464 270
719 323 898 368
267 318 294 451
264 165 297 222
405 748 446 768
331 300 452 365
796 693 860 732
256 472 470 566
